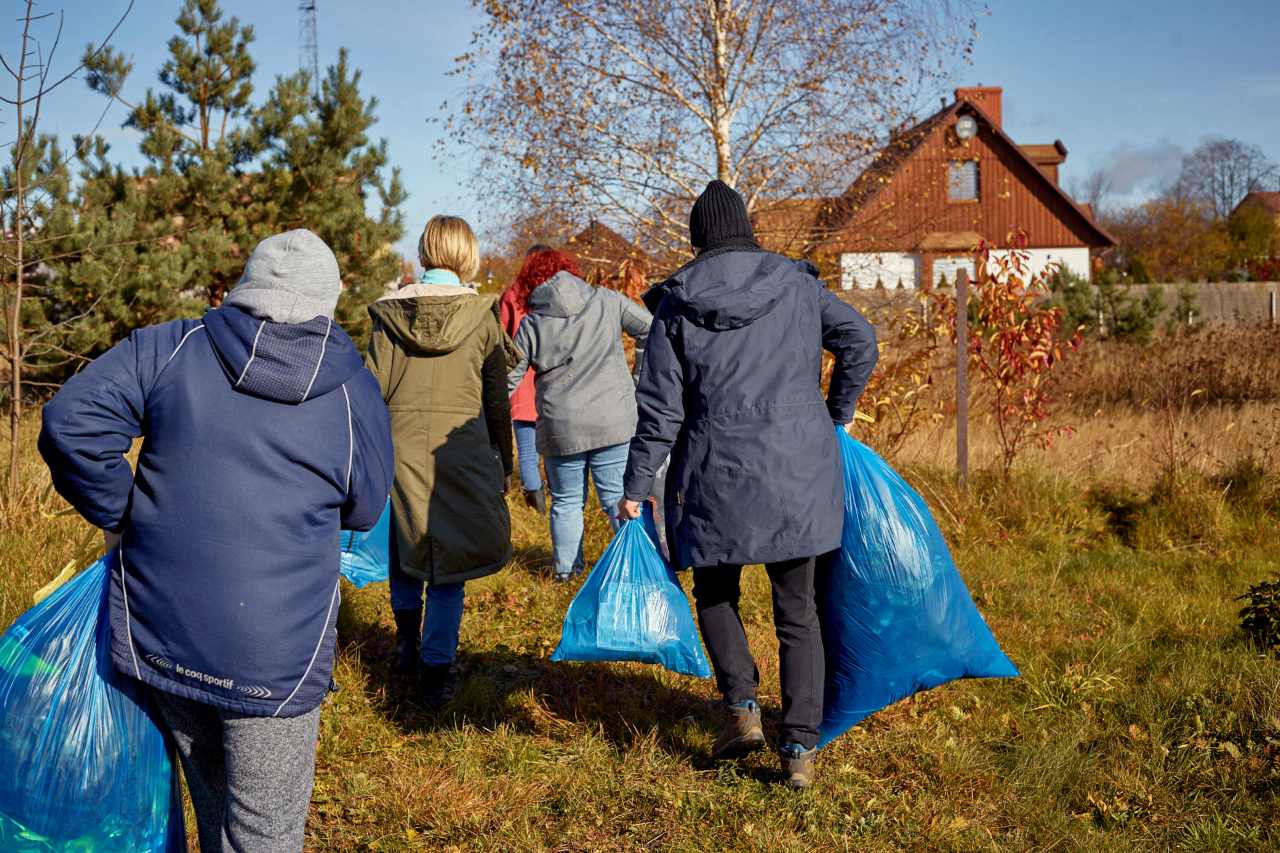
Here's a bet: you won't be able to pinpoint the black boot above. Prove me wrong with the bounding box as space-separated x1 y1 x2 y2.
523 487 547 515
419 663 456 709
391 608 421 676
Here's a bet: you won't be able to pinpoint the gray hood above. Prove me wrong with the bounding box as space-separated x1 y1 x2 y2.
527 272 600 369
527 271 595 319
506 270 652 457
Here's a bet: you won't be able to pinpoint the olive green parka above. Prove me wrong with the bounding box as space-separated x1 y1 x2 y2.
366 283 517 585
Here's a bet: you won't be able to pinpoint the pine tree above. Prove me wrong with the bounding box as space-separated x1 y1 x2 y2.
3 129 80 388
50 0 405 356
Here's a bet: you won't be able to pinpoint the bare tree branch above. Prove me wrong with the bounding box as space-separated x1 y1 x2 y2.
444 0 974 259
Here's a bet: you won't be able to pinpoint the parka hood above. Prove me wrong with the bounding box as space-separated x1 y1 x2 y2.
527 271 595 318
648 249 821 331
368 290 499 356
524 271 605 371
203 305 363 403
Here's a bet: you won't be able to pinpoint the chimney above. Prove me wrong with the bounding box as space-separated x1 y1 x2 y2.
954 86 1003 129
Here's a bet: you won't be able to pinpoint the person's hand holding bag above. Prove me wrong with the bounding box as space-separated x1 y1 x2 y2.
616 498 642 521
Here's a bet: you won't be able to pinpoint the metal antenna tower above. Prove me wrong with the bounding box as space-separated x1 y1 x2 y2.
299 1 320 99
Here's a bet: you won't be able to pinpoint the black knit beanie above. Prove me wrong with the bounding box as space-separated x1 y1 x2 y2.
689 180 756 251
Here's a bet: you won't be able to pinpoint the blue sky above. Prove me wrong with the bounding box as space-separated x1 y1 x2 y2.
12 0 1280 259
965 0 1280 205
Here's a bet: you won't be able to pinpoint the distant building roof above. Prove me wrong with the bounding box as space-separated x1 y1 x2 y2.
1234 191 1280 216
751 198 835 255
564 220 651 278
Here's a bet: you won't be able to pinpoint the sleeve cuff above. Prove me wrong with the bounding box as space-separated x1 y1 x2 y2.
622 476 655 502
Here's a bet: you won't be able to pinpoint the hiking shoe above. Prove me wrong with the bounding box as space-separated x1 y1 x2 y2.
710 701 766 760
779 743 817 789
391 608 422 676
419 663 456 709
523 487 547 514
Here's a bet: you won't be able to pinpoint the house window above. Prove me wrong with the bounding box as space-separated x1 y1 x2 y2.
948 160 979 201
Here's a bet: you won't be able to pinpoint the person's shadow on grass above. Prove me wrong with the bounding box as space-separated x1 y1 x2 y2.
506 542 557 582
336 597 780 783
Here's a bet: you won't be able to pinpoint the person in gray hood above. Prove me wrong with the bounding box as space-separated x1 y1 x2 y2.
506 249 652 581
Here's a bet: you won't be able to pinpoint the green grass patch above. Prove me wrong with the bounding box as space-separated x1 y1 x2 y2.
2 440 1278 850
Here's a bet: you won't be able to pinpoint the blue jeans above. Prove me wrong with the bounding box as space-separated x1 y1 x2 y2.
544 442 627 579
514 420 542 491
389 566 466 666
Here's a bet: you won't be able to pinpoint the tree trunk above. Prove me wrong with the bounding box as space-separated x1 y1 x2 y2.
7 3 33 505
9 198 23 505
708 0 734 186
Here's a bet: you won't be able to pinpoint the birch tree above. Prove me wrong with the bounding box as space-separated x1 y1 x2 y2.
444 0 976 256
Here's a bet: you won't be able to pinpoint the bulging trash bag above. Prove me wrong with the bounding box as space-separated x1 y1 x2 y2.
339 499 391 588
551 505 711 678
0 551 185 851
819 428 1019 748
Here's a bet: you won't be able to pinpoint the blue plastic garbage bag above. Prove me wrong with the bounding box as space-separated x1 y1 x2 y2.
818 428 1019 748
0 551 185 851
551 505 711 678
339 499 391 588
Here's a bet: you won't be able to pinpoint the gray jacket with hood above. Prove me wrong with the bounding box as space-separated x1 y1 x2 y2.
507 271 652 456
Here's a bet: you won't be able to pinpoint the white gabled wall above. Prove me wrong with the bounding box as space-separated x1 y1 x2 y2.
841 247 1092 290
839 252 920 290
984 248 1091 282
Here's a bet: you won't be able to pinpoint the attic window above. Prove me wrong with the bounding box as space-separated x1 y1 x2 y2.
948 160 979 201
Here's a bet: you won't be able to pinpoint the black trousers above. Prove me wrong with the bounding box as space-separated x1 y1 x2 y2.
691 556 824 750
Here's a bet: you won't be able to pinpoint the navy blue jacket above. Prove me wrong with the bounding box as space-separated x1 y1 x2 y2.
39 306 393 716
622 247 877 569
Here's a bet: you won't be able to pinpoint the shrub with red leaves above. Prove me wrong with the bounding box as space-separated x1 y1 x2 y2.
940 233 1083 475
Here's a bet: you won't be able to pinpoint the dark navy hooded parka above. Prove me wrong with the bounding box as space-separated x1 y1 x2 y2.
39 306 394 717
622 247 878 569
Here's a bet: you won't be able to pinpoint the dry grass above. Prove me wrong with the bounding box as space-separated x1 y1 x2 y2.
1059 326 1280 412
892 401 1280 487
2 340 1279 850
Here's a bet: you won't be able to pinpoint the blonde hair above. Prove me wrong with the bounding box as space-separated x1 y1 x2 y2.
418 215 480 283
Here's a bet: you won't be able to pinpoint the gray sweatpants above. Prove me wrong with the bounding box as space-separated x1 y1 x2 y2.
153 691 322 853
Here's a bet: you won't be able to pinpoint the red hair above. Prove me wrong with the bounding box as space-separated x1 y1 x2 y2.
510 249 582 308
